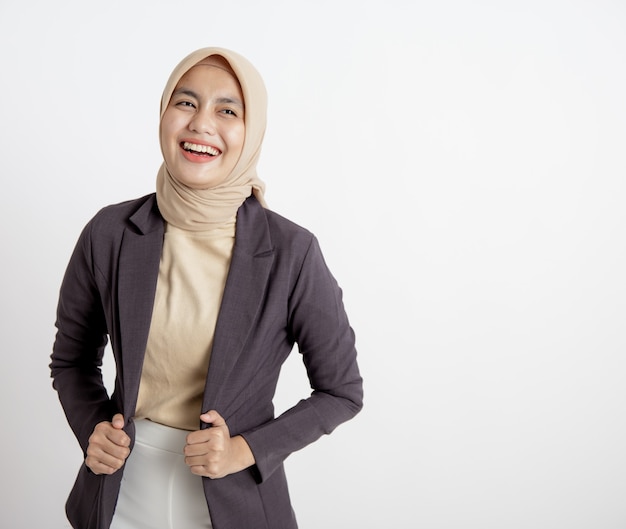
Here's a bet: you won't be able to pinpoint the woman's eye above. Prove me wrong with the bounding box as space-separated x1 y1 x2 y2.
220 108 237 116
176 101 196 108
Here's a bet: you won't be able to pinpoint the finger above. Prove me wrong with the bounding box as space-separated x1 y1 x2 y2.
86 457 125 475
185 427 213 445
106 427 130 447
111 414 125 429
185 454 212 467
88 439 131 461
86 446 130 473
87 453 126 471
200 410 226 428
186 427 228 449
106 416 130 446
184 442 209 457
189 463 225 479
92 420 130 447
188 464 215 478
105 443 131 460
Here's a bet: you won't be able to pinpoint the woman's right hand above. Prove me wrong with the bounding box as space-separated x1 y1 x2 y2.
85 413 131 475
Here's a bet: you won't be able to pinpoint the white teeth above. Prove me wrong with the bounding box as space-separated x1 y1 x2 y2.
183 141 219 156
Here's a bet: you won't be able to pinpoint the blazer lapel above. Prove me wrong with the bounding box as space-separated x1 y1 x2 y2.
117 196 164 417
202 196 275 414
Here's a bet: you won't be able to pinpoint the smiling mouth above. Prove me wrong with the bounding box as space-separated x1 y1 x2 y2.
182 141 220 156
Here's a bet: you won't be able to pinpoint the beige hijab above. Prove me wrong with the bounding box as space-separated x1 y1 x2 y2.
156 47 267 230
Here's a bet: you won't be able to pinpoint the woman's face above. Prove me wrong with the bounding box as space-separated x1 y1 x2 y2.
160 57 245 189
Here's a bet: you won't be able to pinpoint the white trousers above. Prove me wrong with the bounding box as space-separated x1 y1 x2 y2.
110 419 213 529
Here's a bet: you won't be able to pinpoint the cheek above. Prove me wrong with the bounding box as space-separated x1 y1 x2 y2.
160 111 181 146
159 116 180 167
226 123 246 153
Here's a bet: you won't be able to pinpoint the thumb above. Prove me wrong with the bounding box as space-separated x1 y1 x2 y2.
200 410 226 428
111 413 125 429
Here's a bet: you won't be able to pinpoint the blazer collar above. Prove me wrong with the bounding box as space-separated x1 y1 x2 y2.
201 195 276 415
231 194 273 257
118 195 165 416
117 194 275 419
128 194 164 235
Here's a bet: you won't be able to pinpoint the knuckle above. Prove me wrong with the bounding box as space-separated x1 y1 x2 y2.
86 445 101 458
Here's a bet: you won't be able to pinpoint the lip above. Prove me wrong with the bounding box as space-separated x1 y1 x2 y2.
178 139 222 163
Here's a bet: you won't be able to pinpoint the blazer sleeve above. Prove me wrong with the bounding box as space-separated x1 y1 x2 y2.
242 235 363 481
50 219 116 454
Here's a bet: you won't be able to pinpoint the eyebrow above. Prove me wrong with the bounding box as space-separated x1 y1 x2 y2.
172 88 244 108
215 96 244 108
173 88 199 99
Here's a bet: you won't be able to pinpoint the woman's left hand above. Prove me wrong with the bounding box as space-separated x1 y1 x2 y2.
184 410 256 479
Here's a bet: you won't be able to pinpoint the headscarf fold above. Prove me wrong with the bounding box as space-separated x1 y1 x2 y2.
156 47 267 230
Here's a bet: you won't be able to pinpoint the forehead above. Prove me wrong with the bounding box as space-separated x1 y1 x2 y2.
193 55 236 75
175 56 243 96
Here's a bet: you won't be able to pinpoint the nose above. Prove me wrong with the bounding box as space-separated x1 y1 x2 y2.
189 109 216 135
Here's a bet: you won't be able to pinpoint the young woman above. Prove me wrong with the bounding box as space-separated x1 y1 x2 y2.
50 47 363 529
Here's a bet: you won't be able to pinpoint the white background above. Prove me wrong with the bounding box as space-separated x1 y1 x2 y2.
1 1 626 527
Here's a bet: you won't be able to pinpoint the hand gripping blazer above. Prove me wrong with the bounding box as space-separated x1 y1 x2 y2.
50 193 363 529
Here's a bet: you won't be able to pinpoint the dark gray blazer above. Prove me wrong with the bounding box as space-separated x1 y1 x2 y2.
50 193 363 529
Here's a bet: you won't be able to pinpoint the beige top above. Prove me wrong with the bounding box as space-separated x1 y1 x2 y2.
136 47 268 430
134 221 235 430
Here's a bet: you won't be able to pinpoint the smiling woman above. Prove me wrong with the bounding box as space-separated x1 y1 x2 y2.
49 47 363 529
160 56 246 190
